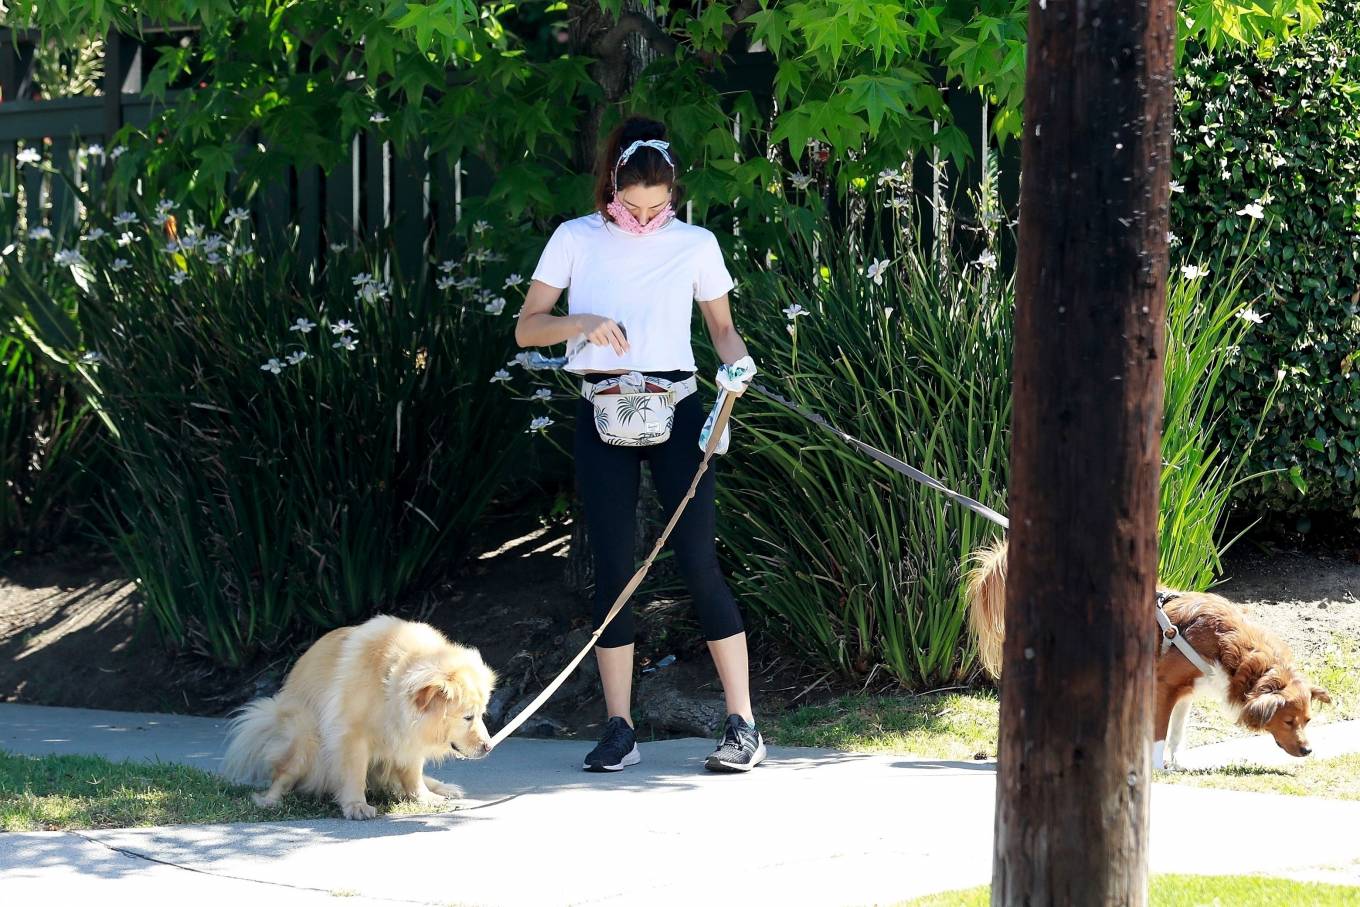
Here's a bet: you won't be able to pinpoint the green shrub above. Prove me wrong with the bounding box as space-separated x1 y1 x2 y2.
715 191 1268 688
1173 5 1360 517
2 187 528 666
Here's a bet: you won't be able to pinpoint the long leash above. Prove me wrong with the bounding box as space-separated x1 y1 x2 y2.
488 375 1008 747
488 390 738 749
746 382 1010 530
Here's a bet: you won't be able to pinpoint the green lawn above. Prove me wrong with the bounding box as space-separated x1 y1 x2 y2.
899 875 1360 906
1159 752 1360 800
0 749 462 830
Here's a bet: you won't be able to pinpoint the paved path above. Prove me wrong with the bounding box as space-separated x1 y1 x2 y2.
3 703 1359 906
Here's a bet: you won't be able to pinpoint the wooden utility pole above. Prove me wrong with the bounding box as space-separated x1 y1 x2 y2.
993 0 1175 903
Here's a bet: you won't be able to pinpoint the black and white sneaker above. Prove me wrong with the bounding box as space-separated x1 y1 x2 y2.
582 716 641 772
705 714 767 772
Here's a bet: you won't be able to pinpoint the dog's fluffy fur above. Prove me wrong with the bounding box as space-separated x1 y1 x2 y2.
223 615 497 819
966 538 1331 769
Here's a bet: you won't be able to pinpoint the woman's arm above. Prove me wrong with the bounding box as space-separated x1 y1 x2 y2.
515 279 628 354
698 292 750 365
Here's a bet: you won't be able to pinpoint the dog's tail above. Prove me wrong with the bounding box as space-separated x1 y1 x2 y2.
966 537 1009 679
222 695 293 786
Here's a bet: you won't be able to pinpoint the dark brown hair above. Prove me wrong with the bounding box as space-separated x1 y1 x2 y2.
593 115 685 222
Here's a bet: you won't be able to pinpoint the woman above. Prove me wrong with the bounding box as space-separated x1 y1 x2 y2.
514 115 764 773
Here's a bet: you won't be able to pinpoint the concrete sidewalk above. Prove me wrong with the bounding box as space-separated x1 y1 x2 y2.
3 704 1359 906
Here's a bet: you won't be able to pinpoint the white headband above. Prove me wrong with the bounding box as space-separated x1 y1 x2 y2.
612 139 675 194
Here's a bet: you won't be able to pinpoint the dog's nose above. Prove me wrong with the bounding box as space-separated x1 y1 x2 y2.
1299 746 1311 756
479 742 492 756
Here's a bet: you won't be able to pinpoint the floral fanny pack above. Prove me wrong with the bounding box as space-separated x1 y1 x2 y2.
580 371 698 447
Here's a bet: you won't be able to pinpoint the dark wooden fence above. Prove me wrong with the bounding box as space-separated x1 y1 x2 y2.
1 25 1018 271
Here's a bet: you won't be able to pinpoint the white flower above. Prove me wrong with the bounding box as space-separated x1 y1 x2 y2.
357 280 390 304
80 350 104 364
164 240 181 253
110 258 131 271
786 323 796 336
286 350 309 365
889 197 911 212
484 297 507 315
110 145 127 159
504 273 525 288
113 211 138 226
473 220 490 234
28 226 53 241
533 388 553 402
331 320 358 335
234 244 253 257
178 234 202 252
526 416 554 434
1169 180 1185 194
438 259 458 273
333 335 359 351
54 249 86 268
82 227 108 242
117 231 140 247
17 147 42 165
974 250 998 270
153 211 172 226
260 357 285 374
436 276 456 290
329 242 348 253
202 234 226 254
490 369 512 384
788 173 815 191
226 207 251 226
1236 202 1265 220
291 317 317 334
370 112 389 124
866 258 892 285
156 199 176 214
1237 308 1267 324
1181 264 1210 280
84 143 105 159
1167 231 1181 248
168 269 190 285
876 168 904 187
457 276 481 291
783 303 809 320
352 272 375 286
509 352 534 369
205 251 224 266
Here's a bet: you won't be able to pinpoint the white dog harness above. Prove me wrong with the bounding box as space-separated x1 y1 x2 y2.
1155 591 1216 676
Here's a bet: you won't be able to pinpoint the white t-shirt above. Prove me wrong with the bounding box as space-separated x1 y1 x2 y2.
530 212 735 375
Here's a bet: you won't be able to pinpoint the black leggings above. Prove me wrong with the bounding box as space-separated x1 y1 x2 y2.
574 370 744 649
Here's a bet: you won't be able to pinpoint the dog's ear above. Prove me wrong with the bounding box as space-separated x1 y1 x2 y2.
1242 690 1287 729
1311 686 1333 704
413 684 447 713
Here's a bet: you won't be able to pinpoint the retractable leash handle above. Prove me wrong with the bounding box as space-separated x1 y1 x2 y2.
488 390 738 750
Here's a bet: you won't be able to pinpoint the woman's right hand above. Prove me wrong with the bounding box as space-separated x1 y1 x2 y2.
575 315 630 356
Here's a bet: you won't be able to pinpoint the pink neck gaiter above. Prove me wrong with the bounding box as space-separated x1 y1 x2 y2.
606 198 674 235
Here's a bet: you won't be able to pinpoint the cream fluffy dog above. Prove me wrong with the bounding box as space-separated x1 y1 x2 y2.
223 615 497 819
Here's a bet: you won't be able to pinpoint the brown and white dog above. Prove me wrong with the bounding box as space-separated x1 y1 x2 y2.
966 539 1331 770
223 615 497 819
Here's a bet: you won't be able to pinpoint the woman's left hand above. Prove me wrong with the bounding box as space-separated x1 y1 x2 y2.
716 355 758 396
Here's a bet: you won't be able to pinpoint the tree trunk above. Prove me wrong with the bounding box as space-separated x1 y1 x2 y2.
993 0 1175 903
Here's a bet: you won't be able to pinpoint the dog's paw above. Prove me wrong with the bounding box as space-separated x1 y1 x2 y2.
251 791 281 808
341 800 378 820
425 780 464 800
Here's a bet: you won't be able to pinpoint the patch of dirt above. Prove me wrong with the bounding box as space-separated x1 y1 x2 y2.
1214 546 1360 665
6 512 1355 740
0 506 818 741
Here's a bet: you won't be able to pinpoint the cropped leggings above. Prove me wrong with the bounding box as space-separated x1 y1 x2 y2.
574 369 745 649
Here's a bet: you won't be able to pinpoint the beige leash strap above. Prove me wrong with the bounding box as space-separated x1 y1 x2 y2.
488 390 738 749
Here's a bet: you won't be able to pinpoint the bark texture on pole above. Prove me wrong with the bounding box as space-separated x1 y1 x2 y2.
993 0 1176 903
